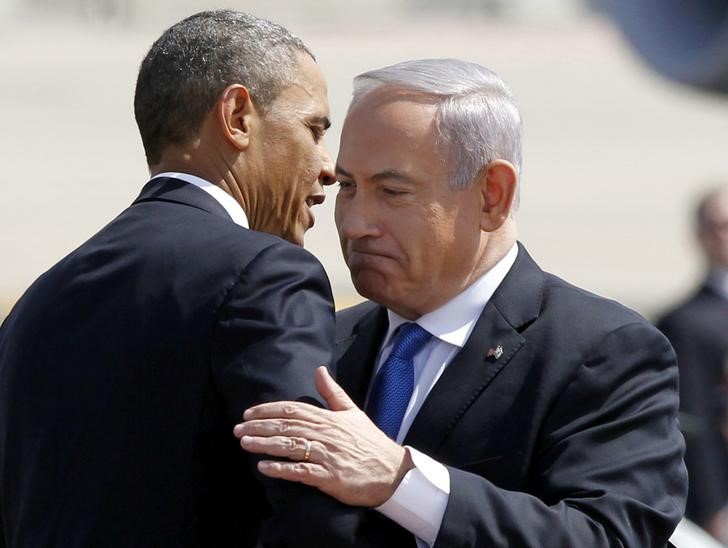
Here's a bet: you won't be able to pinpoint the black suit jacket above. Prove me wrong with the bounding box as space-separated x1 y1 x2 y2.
657 284 728 526
0 177 358 547
336 243 687 547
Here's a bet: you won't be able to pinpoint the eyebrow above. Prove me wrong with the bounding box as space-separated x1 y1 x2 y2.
335 165 353 178
335 165 413 184
370 169 413 183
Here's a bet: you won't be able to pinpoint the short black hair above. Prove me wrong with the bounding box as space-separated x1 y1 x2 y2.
134 9 314 165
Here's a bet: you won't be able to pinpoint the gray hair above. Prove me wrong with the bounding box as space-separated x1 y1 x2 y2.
351 59 522 205
134 9 314 166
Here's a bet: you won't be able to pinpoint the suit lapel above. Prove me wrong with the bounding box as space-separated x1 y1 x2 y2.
404 305 525 453
405 243 545 454
335 306 388 408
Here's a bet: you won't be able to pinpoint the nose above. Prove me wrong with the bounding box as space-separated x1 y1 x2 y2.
319 144 336 187
307 145 335 207
335 188 381 241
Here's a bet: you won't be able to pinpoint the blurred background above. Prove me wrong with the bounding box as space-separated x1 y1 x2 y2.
1 0 727 321
2 1 728 546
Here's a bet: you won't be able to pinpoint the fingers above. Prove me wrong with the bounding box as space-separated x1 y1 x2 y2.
233 416 314 441
303 438 312 462
241 434 317 462
241 367 357 422
243 400 321 421
256 459 329 488
315 366 356 412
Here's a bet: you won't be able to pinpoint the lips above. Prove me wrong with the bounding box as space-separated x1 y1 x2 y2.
304 197 316 228
347 244 393 257
346 248 399 269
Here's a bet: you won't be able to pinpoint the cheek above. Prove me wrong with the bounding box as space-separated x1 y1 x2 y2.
284 155 316 211
415 216 455 271
300 145 320 177
350 268 412 312
280 140 317 181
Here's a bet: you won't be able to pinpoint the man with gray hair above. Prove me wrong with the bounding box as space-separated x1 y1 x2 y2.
0 10 359 547
235 58 688 546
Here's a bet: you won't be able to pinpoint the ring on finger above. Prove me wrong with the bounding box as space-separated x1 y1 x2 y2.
303 439 312 462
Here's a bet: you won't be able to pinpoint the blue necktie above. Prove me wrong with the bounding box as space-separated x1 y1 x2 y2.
367 322 432 440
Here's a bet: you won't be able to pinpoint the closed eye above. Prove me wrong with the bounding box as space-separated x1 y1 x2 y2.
309 125 325 142
382 187 408 196
307 116 331 143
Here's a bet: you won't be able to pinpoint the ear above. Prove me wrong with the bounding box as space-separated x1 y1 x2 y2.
477 160 517 232
216 84 257 151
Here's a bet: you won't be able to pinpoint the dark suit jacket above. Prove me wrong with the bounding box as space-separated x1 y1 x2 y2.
336 243 687 547
0 177 358 548
657 284 728 526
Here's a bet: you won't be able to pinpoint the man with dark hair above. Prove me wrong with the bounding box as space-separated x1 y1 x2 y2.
235 58 687 547
658 185 728 543
0 10 356 547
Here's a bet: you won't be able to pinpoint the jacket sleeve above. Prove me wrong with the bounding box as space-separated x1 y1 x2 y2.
435 321 687 548
210 241 360 547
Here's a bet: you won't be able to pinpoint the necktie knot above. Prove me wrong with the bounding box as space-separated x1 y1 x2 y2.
367 322 432 440
389 323 432 361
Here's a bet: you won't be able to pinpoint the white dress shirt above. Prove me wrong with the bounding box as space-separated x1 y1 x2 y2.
151 172 249 229
707 267 728 301
373 243 519 547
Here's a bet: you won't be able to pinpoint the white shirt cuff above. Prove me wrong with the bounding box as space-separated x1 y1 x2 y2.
375 446 450 546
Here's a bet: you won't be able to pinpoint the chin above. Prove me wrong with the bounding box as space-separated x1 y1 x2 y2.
293 229 308 247
353 273 394 305
352 274 420 318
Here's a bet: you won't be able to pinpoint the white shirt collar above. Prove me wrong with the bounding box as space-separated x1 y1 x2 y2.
385 243 519 348
150 171 249 229
707 267 728 301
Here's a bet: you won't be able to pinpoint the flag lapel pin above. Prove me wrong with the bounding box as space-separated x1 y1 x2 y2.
486 344 504 360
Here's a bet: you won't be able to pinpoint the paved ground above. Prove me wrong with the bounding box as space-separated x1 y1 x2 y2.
2 11 728 320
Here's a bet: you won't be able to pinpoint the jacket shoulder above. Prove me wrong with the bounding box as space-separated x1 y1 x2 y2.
529 270 670 360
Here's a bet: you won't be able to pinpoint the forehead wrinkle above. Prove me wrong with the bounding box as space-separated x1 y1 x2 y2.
288 80 317 99
370 169 413 183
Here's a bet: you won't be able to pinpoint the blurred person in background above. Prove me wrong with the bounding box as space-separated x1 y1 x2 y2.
0 9 361 547
235 58 688 547
658 185 728 544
